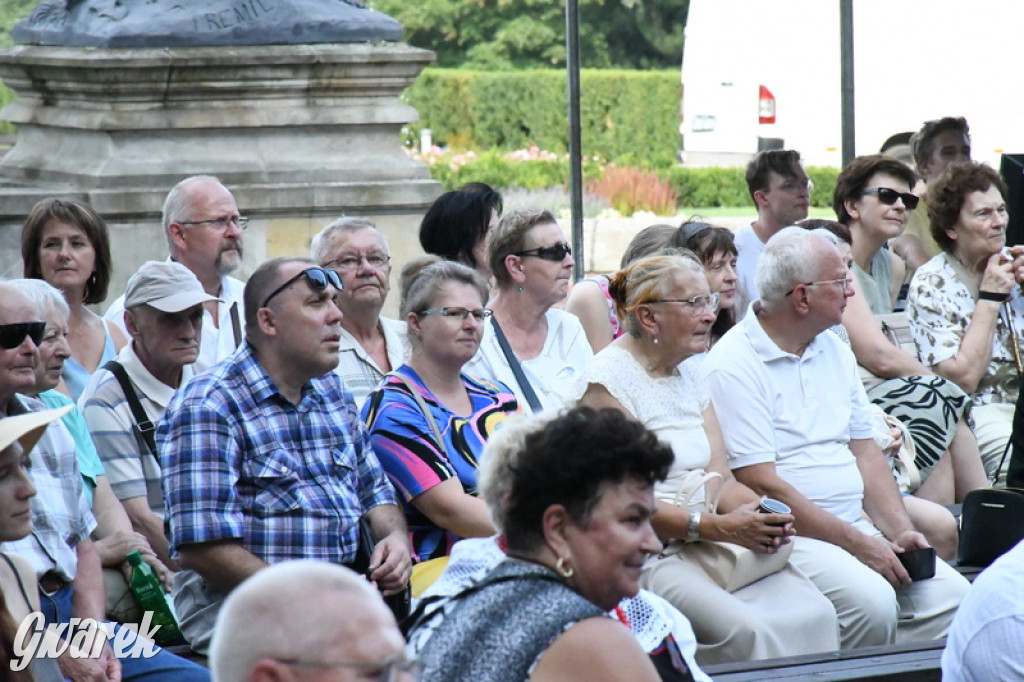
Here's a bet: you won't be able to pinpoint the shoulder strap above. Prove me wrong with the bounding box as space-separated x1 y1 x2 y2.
101 360 157 457
0 553 34 613
489 317 543 412
385 371 445 447
229 302 242 348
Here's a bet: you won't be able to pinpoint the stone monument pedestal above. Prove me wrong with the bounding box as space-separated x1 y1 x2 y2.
0 42 439 315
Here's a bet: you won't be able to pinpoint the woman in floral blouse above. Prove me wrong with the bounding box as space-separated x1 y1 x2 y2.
906 161 1024 481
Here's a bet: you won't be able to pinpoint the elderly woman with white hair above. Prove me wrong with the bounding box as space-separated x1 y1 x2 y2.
312 216 406 408
9 278 173 601
575 254 839 665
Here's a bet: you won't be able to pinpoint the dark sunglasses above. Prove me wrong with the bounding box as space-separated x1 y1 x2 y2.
261 267 343 308
861 187 919 210
0 321 45 350
514 242 572 261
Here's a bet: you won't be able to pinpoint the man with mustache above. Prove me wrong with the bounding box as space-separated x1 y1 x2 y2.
81 261 219 571
105 175 247 371
158 257 411 654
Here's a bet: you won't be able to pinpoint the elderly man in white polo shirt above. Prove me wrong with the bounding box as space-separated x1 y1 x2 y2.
702 228 968 649
81 260 220 570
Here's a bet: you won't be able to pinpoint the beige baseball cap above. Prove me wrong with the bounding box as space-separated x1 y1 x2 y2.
124 261 222 312
0 405 72 456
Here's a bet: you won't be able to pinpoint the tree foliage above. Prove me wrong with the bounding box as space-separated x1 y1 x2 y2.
369 0 688 70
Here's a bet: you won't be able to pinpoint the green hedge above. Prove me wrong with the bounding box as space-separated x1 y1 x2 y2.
404 68 681 168
664 165 838 208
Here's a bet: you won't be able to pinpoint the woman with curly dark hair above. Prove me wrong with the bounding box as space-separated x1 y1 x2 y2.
671 219 738 348
21 198 126 400
906 161 1024 483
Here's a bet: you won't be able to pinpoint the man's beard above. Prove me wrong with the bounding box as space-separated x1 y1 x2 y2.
214 239 243 276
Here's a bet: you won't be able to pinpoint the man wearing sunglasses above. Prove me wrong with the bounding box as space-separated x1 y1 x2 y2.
105 175 247 372
158 257 411 654
703 229 968 651
0 282 210 680
734 150 812 319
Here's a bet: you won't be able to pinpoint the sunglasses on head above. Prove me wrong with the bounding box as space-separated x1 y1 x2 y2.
261 267 343 308
861 187 919 210
514 242 572 261
0 321 45 350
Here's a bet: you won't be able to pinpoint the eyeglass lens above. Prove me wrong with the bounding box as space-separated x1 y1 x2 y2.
0 322 46 350
864 187 919 210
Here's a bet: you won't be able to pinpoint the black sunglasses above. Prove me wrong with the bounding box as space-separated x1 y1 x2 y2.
861 187 919 210
261 267 343 308
514 242 572 261
0 321 45 350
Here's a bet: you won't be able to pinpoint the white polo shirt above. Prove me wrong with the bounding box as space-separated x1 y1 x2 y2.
733 222 764 320
701 306 875 525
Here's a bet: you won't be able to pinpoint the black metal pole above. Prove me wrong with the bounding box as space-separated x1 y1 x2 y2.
565 0 584 281
840 0 855 167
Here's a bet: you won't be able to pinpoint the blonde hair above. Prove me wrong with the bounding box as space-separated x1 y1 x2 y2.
607 252 702 338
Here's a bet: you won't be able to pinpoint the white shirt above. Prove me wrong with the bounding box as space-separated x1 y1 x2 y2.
465 309 593 414
701 307 875 524
733 222 765 321
333 316 407 409
105 265 245 372
942 539 1024 681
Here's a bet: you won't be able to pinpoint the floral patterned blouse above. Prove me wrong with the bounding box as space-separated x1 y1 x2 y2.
907 252 1024 406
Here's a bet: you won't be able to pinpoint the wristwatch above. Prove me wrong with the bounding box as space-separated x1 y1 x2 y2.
686 511 702 542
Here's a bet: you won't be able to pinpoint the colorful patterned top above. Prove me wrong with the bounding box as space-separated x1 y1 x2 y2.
590 274 624 340
362 366 518 561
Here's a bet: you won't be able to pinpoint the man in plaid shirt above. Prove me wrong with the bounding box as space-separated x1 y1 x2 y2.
158 257 411 654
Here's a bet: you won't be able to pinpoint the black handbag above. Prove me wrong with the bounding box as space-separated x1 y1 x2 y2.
352 516 411 621
957 487 1024 567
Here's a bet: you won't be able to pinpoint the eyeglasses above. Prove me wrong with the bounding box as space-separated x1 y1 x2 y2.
325 253 391 271
647 293 720 315
860 187 919 210
261 267 343 308
178 215 250 231
0 322 45 350
274 653 424 681
514 242 572 261
418 307 493 322
784 276 851 297
777 178 812 193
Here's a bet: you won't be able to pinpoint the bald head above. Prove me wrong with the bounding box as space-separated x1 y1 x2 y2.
210 561 405 682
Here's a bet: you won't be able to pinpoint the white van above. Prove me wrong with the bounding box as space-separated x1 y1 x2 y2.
680 0 1024 168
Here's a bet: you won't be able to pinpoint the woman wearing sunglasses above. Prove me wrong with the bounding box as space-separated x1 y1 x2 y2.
21 197 127 401
907 161 1024 485
465 208 593 413
362 258 518 567
575 254 838 665
833 157 987 515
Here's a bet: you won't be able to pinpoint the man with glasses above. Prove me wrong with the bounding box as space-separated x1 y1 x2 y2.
702 229 967 650
734 150 812 319
311 217 406 408
106 175 248 371
158 257 411 654
211 560 420 682
0 282 210 680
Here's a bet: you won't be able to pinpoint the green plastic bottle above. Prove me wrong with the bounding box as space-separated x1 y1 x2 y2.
125 550 185 646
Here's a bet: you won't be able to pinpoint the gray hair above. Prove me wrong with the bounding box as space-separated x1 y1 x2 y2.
310 217 389 266
161 175 224 248
210 561 381 682
7 278 70 322
400 259 489 321
756 227 830 308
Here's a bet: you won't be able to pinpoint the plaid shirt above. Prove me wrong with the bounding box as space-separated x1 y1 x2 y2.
157 343 397 566
1 396 96 581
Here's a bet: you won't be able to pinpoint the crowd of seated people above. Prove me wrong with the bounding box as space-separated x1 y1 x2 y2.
2 120 1022 680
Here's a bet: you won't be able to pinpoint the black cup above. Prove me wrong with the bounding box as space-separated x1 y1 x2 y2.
897 547 936 581
758 498 790 527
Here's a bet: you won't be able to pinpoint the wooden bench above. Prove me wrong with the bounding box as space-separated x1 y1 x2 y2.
703 639 945 681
